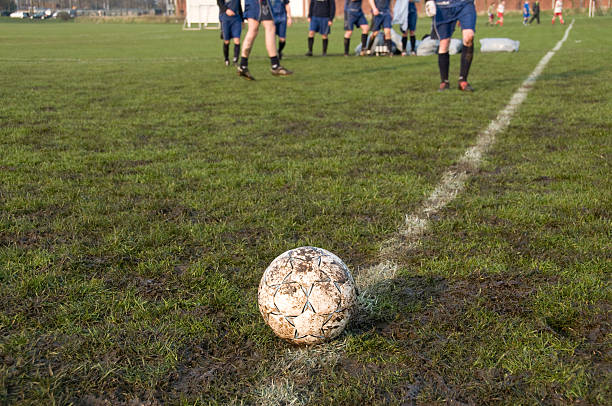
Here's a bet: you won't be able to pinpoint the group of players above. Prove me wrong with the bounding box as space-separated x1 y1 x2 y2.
216 0 480 91
488 0 564 26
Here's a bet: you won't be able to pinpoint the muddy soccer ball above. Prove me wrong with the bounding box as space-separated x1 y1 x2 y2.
258 246 357 344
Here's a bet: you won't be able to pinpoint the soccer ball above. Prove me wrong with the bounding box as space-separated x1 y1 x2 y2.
258 246 357 345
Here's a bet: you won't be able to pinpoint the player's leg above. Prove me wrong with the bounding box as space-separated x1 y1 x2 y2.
435 7 456 91
401 29 408 56
231 18 241 65
560 13 564 24
408 2 417 55
321 18 330 56
344 29 353 56
238 18 259 79
221 19 231 65
276 20 287 60
383 27 392 55
322 33 329 56
367 14 383 53
456 2 476 91
262 20 292 75
358 13 369 55
307 18 317 56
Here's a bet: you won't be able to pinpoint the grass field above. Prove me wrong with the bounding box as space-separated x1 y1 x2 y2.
1 12 611 405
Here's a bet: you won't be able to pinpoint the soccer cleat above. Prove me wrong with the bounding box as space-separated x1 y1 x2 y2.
237 66 256 80
410 50 417 56
232 57 238 66
458 81 474 92
305 51 313 56
402 51 407 56
224 59 230 67
270 65 293 76
322 52 327 56
359 50 366 56
438 81 450 92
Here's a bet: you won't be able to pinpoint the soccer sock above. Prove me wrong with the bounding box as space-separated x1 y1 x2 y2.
278 40 286 54
438 52 450 83
270 55 280 69
223 43 229 60
308 37 314 52
361 33 368 49
410 35 416 52
233 44 240 60
401 36 408 52
459 45 474 82
322 38 328 54
240 57 248 69
344 38 350 55
367 34 374 50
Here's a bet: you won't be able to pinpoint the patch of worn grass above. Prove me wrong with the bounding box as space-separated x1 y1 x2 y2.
1 14 610 405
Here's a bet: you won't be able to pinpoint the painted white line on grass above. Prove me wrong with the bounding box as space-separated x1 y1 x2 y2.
254 20 575 405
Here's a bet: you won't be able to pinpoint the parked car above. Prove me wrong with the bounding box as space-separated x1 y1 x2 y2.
31 11 47 19
10 11 30 18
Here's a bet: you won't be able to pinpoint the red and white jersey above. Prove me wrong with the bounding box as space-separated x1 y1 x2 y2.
497 3 505 13
554 0 563 13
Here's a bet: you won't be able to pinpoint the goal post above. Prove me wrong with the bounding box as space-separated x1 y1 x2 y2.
183 0 220 30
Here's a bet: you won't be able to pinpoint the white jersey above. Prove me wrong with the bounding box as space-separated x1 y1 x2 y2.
554 0 563 13
497 3 505 13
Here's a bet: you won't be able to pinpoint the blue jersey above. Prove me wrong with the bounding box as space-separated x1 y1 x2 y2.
345 0 364 12
523 3 530 15
374 0 391 11
434 0 473 9
270 0 289 19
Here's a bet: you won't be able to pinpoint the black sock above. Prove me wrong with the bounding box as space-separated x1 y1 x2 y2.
223 43 229 60
385 38 392 53
401 36 407 52
240 57 248 69
322 38 328 54
410 35 416 52
438 52 450 83
279 40 286 54
459 45 474 82
233 44 240 60
367 34 375 50
270 55 280 68
361 33 368 49
344 38 350 54
308 37 314 52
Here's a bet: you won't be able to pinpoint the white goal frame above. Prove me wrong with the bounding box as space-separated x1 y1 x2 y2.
183 0 220 30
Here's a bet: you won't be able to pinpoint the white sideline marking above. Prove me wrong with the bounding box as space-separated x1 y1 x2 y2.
254 21 575 405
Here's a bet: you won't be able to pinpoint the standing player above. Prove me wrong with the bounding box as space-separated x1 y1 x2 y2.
487 2 495 26
424 0 476 91
495 0 505 26
238 0 293 80
343 0 369 56
217 0 243 66
403 0 419 56
366 0 393 56
552 0 564 24
270 0 292 60
523 0 530 25
529 0 540 24
306 0 335 56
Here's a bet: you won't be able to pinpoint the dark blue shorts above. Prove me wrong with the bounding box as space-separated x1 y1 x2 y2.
275 18 287 37
344 9 368 30
309 16 330 35
434 1 476 40
372 10 392 31
407 2 417 32
220 14 242 40
244 0 274 21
